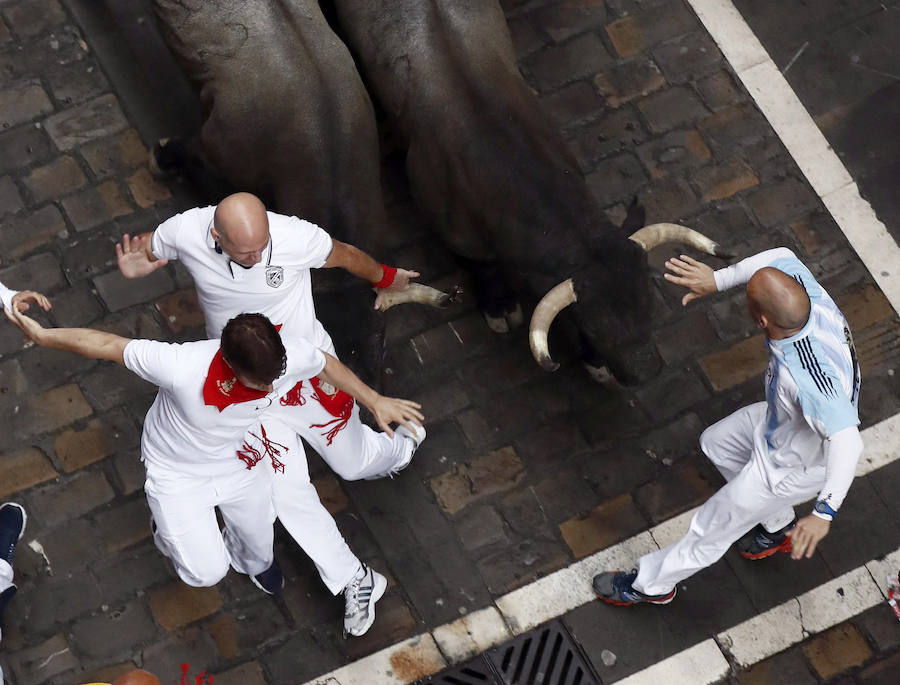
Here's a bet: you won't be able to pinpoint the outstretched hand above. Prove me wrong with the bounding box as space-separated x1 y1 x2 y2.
786 514 830 560
116 233 168 278
369 396 424 437
663 255 717 306
10 290 51 313
374 268 421 310
4 305 46 345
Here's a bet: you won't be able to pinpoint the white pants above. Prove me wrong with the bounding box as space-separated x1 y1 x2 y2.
0 560 11 594
634 402 825 596
268 378 411 481
145 463 276 587
260 420 361 595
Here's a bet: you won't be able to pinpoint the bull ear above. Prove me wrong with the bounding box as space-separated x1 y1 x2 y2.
620 196 646 237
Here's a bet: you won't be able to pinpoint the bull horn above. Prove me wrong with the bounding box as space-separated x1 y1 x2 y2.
529 279 577 372
628 223 731 257
375 283 460 311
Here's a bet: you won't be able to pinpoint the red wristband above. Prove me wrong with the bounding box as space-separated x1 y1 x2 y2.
373 265 397 289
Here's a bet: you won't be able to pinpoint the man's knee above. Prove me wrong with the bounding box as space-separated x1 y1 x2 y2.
175 560 229 588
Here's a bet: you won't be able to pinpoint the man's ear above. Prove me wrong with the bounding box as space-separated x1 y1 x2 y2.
210 225 222 244
757 314 769 330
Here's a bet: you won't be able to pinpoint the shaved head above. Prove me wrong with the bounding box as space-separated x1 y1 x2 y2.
212 192 270 266
746 267 810 335
112 670 162 685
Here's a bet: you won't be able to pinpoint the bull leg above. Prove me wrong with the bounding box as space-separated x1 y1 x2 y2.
149 135 234 203
455 257 522 333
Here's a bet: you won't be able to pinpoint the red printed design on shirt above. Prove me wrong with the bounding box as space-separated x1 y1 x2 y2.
236 424 288 473
279 380 306 406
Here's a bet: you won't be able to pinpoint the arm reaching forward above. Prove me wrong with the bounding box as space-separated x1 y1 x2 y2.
322 240 420 309
116 232 169 278
5 307 130 365
318 352 423 437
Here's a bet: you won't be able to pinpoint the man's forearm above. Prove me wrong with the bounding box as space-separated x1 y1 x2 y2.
714 247 796 291
38 328 130 365
319 353 380 409
815 427 864 516
324 240 383 283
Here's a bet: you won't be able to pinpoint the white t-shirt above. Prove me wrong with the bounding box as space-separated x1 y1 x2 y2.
0 279 18 313
123 337 325 478
152 206 335 352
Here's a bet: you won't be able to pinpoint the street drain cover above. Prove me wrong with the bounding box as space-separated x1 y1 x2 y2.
423 619 597 685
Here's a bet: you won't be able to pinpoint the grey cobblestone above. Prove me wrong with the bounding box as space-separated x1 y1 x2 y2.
2 0 66 40
0 173 23 214
0 123 54 174
93 266 173 312
0 78 52 128
526 32 612 92
44 93 128 152
30 470 115 527
638 85 709 133
0 203 68 259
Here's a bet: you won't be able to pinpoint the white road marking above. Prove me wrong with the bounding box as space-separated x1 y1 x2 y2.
616 640 730 685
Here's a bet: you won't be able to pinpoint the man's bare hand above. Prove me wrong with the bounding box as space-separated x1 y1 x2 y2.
11 290 51 313
374 268 420 310
116 233 168 279
664 255 717 306
786 515 830 559
5 305 46 345
369 396 424 437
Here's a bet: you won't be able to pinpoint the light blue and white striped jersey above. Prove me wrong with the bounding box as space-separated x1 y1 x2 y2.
715 248 860 476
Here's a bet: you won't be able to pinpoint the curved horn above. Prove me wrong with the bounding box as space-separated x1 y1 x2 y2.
375 283 460 311
529 279 577 372
628 223 731 257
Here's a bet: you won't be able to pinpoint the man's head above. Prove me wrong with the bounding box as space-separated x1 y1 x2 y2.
220 313 286 392
211 192 270 267
746 267 810 339
111 670 162 685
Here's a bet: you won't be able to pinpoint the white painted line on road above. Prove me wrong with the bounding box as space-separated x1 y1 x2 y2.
302 634 446 685
687 0 900 315
432 606 511 663
616 639 730 685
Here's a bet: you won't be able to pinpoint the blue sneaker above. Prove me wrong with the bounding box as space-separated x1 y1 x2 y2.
738 517 797 560
251 559 284 595
592 569 676 606
0 503 26 567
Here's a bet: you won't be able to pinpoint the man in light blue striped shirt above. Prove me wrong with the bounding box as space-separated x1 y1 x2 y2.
594 248 864 606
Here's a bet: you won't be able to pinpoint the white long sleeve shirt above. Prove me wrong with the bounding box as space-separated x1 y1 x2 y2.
714 248 863 514
0 279 18 313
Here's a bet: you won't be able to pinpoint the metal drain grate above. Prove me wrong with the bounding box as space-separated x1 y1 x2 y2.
422 620 597 685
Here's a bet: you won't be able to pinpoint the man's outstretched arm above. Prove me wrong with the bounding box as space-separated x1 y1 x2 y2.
5 307 130 365
322 240 420 308
116 232 169 279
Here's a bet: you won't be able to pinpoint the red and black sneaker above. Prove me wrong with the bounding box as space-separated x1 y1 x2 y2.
738 518 797 560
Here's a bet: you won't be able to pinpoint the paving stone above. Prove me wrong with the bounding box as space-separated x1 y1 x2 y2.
7 634 80 685
635 366 710 422
577 395 649 448
700 334 768 392
430 446 525 514
542 80 605 128
47 284 104 327
652 31 721 84
857 650 900 685
19 344 96 394
455 505 508 552
698 103 772 155
697 69 744 111
53 417 113 472
94 266 174 313
22 568 102 632
654 309 717 364
593 55 665 108
402 313 495 372
802 623 873 680
409 376 470 424
127 167 172 209
204 613 239 659
149 582 223 632
0 124 53 175
531 466 599 523
789 211 845 257
636 128 711 179
94 545 172 604
692 158 759 202
527 32 612 91
0 251 66 294
530 1 607 44
0 204 68 260
499 486 555 539
263 630 344 685
2 0 66 39
635 412 706 466
140 629 220 683
604 2 696 57
637 174 701 221
585 153 647 207
155 287 204 334
94 496 153 553
23 155 87 203
408 418 469 481
342 592 420 660
747 177 820 228
633 455 718 524
44 93 128 152
279 553 345 630
310 474 348 515
476 537 570 594
70 601 158 660
61 178 133 232
737 645 817 685
507 15 545 59
0 79 53 129
15 383 93 440
79 127 147 179
836 282 895 332
27 516 101 577
559 492 646 557
572 106 648 163
0 446 56 498
638 86 708 134
855 603 900 654
512 417 590 467
60 232 117 281
45 59 107 106
31 470 114 527
112 450 146 496
0 173 22 214
213 661 267 685
456 396 540 451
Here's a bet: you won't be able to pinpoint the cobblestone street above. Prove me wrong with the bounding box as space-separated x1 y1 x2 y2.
0 1 898 684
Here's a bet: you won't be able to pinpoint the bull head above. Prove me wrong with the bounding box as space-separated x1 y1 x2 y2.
529 224 727 383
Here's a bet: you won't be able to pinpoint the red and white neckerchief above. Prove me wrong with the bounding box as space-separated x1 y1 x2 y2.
202 348 268 412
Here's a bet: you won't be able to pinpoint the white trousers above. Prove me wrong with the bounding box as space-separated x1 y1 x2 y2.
0 560 11 594
634 402 825 596
145 463 276 587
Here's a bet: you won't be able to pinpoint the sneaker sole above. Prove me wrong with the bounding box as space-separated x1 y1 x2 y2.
740 538 792 560
596 588 676 607
348 572 387 637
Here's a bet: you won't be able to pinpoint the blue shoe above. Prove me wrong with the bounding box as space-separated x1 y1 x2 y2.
251 559 284 595
0 503 26 566
738 518 796 560
592 569 676 606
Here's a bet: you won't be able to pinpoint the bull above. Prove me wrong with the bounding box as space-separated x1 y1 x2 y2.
332 0 726 385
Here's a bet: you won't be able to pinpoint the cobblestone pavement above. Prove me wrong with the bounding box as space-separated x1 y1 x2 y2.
0 0 898 684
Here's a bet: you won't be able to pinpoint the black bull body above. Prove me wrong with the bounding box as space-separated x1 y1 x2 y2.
152 0 723 386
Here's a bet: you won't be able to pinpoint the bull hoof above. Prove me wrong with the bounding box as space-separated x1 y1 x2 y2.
149 138 186 179
483 302 523 333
